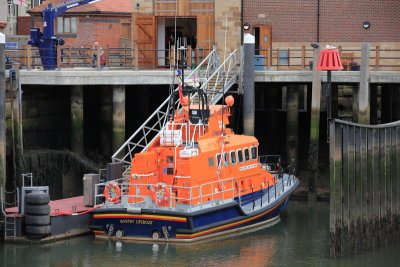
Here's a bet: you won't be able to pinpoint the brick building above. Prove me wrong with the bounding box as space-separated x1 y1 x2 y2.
243 0 400 42
28 0 132 47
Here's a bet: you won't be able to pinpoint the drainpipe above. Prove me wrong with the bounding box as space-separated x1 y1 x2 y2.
317 0 320 42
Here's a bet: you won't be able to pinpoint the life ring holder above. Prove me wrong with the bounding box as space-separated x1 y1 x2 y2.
151 182 170 206
104 181 121 203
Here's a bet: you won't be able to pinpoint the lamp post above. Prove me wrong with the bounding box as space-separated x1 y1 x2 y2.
316 46 343 141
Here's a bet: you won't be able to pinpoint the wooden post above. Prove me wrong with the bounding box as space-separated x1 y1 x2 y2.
97 46 101 69
57 46 62 69
308 46 321 201
187 46 192 69
10 67 24 184
27 45 32 69
286 84 299 174
375 46 380 70
301 46 306 70
277 48 280 70
287 48 291 68
0 34 6 188
123 44 127 66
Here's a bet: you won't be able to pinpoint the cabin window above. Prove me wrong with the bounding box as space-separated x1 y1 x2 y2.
208 157 214 167
230 151 236 165
216 154 222 167
223 152 229 167
244 148 250 161
167 156 174 163
251 146 257 160
237 149 243 163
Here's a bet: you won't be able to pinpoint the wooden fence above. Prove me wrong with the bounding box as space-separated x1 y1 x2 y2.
329 119 400 257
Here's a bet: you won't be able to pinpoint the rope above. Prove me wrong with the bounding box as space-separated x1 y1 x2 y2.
54 205 103 216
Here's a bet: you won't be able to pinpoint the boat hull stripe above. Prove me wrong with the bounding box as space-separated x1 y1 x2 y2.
176 198 287 239
93 213 186 222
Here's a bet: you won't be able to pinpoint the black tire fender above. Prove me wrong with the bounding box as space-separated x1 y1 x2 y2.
25 204 50 215
26 225 51 237
25 215 51 226
25 192 50 205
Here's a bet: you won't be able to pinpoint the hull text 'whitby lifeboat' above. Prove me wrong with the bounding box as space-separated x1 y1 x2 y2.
90 66 299 242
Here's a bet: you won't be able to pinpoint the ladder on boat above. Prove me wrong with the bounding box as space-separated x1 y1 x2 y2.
112 48 240 169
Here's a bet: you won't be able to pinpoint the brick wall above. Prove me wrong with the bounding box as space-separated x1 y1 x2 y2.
243 0 400 42
17 16 31 35
32 14 131 47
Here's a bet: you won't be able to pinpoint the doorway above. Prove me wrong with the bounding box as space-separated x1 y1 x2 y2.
157 17 197 66
253 25 272 67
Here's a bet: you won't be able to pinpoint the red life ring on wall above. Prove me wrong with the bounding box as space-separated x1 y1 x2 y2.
104 181 121 203
151 182 170 206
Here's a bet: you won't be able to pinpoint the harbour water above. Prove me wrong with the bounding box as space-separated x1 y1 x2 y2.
1 201 400 266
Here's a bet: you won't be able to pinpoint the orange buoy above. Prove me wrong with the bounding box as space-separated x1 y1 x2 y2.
151 182 170 206
225 95 234 107
104 181 121 203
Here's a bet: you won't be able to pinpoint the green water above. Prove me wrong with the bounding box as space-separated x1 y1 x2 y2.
1 201 400 266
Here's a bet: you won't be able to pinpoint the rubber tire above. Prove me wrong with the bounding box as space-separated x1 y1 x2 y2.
25 215 50 226
26 225 51 237
25 192 50 205
25 204 50 215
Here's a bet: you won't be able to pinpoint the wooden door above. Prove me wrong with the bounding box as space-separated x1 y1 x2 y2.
197 15 214 53
134 16 156 68
253 25 272 66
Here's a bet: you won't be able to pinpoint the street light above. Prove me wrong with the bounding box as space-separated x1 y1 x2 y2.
243 23 250 31
363 21 370 29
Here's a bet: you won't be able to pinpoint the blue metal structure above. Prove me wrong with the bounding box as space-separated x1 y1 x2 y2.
28 0 101 70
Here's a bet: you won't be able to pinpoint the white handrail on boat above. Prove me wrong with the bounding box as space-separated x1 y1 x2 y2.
111 48 219 165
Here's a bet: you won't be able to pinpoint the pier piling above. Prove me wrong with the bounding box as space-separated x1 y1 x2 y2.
0 33 6 188
243 33 255 136
112 85 126 152
308 46 321 201
71 85 84 155
330 119 400 257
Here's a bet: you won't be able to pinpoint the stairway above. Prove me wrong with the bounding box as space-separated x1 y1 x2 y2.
112 48 240 168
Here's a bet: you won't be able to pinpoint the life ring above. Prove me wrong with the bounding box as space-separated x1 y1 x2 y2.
104 181 121 203
151 182 170 206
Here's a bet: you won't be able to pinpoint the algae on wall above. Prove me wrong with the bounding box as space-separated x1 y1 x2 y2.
23 149 98 199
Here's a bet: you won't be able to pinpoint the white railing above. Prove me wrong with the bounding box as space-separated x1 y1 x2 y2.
111 48 220 165
94 177 239 211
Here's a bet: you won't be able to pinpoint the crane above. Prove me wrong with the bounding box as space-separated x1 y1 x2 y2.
28 0 102 70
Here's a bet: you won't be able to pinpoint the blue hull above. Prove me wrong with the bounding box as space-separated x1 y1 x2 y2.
90 197 290 242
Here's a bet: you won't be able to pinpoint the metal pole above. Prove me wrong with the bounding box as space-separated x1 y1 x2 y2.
0 33 6 189
243 33 255 136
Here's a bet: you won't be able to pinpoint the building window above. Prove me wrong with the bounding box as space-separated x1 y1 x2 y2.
32 0 45 8
8 3 17 17
57 17 77 33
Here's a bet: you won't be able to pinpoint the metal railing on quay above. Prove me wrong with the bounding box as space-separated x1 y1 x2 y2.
6 45 400 71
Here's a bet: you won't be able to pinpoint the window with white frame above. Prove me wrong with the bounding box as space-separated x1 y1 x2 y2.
32 0 45 8
57 16 77 33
